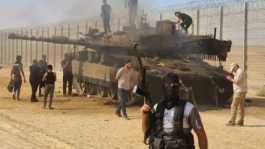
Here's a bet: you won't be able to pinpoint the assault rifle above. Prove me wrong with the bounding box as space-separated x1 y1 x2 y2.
132 44 152 144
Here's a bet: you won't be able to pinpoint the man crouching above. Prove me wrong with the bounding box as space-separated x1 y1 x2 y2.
141 73 208 149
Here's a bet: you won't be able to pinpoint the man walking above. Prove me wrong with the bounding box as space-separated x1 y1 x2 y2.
101 0 112 34
115 61 133 120
61 53 73 96
141 73 208 149
42 65 56 110
29 60 41 102
226 63 248 126
10 56 26 100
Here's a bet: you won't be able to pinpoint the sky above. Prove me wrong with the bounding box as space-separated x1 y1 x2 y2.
0 0 206 29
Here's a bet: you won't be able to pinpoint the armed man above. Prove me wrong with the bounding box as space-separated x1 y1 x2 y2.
141 73 208 149
175 12 193 33
101 0 112 34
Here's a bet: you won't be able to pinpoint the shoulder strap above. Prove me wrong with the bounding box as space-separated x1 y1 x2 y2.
173 100 187 137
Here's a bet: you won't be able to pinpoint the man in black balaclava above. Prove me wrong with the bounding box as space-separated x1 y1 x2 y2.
141 72 208 149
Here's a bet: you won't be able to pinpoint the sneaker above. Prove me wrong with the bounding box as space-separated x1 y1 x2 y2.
48 107 54 110
226 121 235 126
115 111 122 117
124 117 130 120
236 121 244 126
12 94 16 100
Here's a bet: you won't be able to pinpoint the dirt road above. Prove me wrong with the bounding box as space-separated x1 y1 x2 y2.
0 65 265 149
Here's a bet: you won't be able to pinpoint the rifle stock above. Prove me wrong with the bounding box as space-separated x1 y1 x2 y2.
133 44 152 145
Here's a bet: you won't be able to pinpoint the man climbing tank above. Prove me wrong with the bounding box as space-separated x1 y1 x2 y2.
175 11 193 33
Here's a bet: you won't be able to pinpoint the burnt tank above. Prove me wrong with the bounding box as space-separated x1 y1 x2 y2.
8 20 233 105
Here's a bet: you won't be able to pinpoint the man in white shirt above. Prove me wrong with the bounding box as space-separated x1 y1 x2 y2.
115 61 133 120
226 63 248 126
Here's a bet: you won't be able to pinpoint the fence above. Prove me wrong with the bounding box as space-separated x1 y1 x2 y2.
0 0 265 93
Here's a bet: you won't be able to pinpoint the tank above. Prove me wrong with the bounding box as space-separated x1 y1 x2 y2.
8 20 233 105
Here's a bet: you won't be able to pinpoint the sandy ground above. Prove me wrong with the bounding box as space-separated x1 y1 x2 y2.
0 65 265 149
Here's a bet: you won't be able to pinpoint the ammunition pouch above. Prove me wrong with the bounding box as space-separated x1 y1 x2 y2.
150 135 194 149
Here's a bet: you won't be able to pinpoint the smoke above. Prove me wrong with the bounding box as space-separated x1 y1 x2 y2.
0 0 155 30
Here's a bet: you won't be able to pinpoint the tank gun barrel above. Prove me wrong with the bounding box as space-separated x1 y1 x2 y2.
8 33 134 54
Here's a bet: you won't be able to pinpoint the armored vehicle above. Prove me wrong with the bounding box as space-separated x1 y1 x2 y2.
8 20 233 105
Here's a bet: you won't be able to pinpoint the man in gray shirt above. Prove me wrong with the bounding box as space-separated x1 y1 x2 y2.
115 61 133 120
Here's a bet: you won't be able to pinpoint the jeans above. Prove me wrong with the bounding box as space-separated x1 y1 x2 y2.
63 73 73 96
116 89 129 117
30 78 39 101
44 84 55 108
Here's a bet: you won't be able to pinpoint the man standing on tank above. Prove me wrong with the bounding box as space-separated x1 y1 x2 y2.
128 0 138 28
61 53 73 96
101 0 112 34
115 61 134 120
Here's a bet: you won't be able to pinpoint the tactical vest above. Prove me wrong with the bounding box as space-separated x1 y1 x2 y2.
45 72 56 85
149 100 195 149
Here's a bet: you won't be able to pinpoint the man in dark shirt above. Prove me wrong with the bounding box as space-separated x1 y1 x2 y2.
101 0 112 34
61 53 73 96
29 60 41 102
42 65 56 110
38 55 48 96
175 12 193 33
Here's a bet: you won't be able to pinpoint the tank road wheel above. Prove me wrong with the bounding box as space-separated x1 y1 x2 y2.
98 87 108 97
88 84 97 95
108 87 117 100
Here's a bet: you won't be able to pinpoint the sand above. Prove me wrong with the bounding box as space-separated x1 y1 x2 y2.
0 65 265 149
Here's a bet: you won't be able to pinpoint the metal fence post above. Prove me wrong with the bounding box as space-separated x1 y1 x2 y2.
47 27 50 64
16 30 18 56
196 9 200 35
219 6 224 40
35 28 39 60
30 29 33 64
41 27 44 57
20 29 23 58
54 26 57 70
243 2 248 72
61 25 64 62
68 24 71 53
11 31 15 63
25 30 28 66
6 32 12 64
